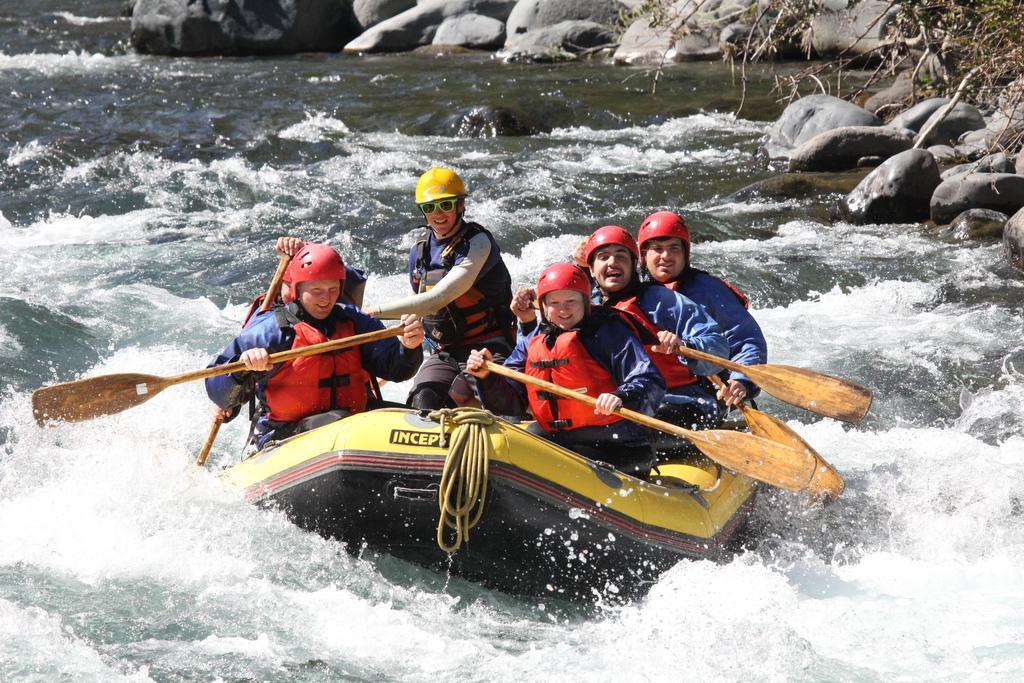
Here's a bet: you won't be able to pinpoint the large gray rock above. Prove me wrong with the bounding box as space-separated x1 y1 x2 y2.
927 145 958 164
808 0 898 57
941 153 1016 181
958 104 1024 150
917 101 986 147
836 148 940 224
1005 207 1024 272
610 6 724 64
131 0 358 55
505 0 624 44
788 125 914 173
947 209 1008 240
864 73 913 115
353 0 415 31
500 19 614 58
344 0 516 53
613 11 675 65
952 140 989 162
762 94 882 160
613 0 772 65
930 173 1024 225
433 13 505 49
888 98 950 133
674 29 720 60
1016 150 1024 176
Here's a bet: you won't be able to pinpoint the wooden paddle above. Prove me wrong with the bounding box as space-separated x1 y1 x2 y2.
196 253 291 467
707 374 844 502
32 325 405 426
672 345 872 424
482 360 821 493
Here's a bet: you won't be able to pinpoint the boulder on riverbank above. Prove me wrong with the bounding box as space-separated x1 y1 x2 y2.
864 73 914 115
888 98 951 133
499 20 614 61
930 173 1024 225
612 0 754 65
343 0 516 53
434 13 506 49
354 0 416 31
808 0 897 57
1006 207 1024 272
947 209 1008 240
788 125 913 172
762 94 882 160
505 0 626 43
131 0 358 55
941 153 1016 181
835 148 939 224
916 101 986 147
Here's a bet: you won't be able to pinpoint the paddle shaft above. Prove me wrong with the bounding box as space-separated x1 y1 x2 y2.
33 325 405 425
170 324 404 388
261 253 291 311
483 360 698 438
196 253 291 467
480 360 822 492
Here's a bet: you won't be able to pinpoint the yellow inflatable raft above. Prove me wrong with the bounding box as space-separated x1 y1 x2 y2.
225 408 757 600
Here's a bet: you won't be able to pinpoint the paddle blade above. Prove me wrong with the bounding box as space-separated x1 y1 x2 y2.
683 428 818 492
32 373 169 425
746 364 873 424
740 406 844 502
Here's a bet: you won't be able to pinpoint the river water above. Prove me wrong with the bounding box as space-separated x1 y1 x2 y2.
2 2 1024 680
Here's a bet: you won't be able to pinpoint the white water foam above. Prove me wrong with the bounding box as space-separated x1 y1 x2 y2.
5 139 51 167
0 322 23 357
0 599 149 680
0 208 173 249
0 51 130 76
51 12 122 26
551 112 766 142
277 112 351 142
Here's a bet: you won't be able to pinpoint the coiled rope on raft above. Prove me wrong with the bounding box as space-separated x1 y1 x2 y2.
429 407 497 553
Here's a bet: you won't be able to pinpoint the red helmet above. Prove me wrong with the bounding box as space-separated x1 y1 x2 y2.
638 211 690 250
536 262 591 301
583 225 639 264
283 243 346 303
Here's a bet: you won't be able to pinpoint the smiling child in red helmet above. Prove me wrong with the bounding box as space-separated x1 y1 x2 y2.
466 262 665 477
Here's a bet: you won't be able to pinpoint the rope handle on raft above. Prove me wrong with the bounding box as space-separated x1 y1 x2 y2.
429 407 498 554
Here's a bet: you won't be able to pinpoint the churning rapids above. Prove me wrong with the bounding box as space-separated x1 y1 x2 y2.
2 2 1023 680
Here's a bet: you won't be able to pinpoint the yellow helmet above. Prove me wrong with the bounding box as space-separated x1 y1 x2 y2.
415 167 467 203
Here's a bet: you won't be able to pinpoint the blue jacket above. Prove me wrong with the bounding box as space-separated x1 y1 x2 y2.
476 307 666 436
670 268 767 394
206 302 422 446
600 281 729 405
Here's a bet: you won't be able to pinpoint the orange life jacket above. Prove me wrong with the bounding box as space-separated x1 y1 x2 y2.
611 296 699 390
264 317 370 422
525 330 621 432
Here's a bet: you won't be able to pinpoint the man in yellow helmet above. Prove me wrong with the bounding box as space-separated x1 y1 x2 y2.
364 167 515 409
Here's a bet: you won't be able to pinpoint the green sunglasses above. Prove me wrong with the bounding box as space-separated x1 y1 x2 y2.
418 198 458 216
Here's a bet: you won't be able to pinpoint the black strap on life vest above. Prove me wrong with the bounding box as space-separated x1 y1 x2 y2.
530 358 570 369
